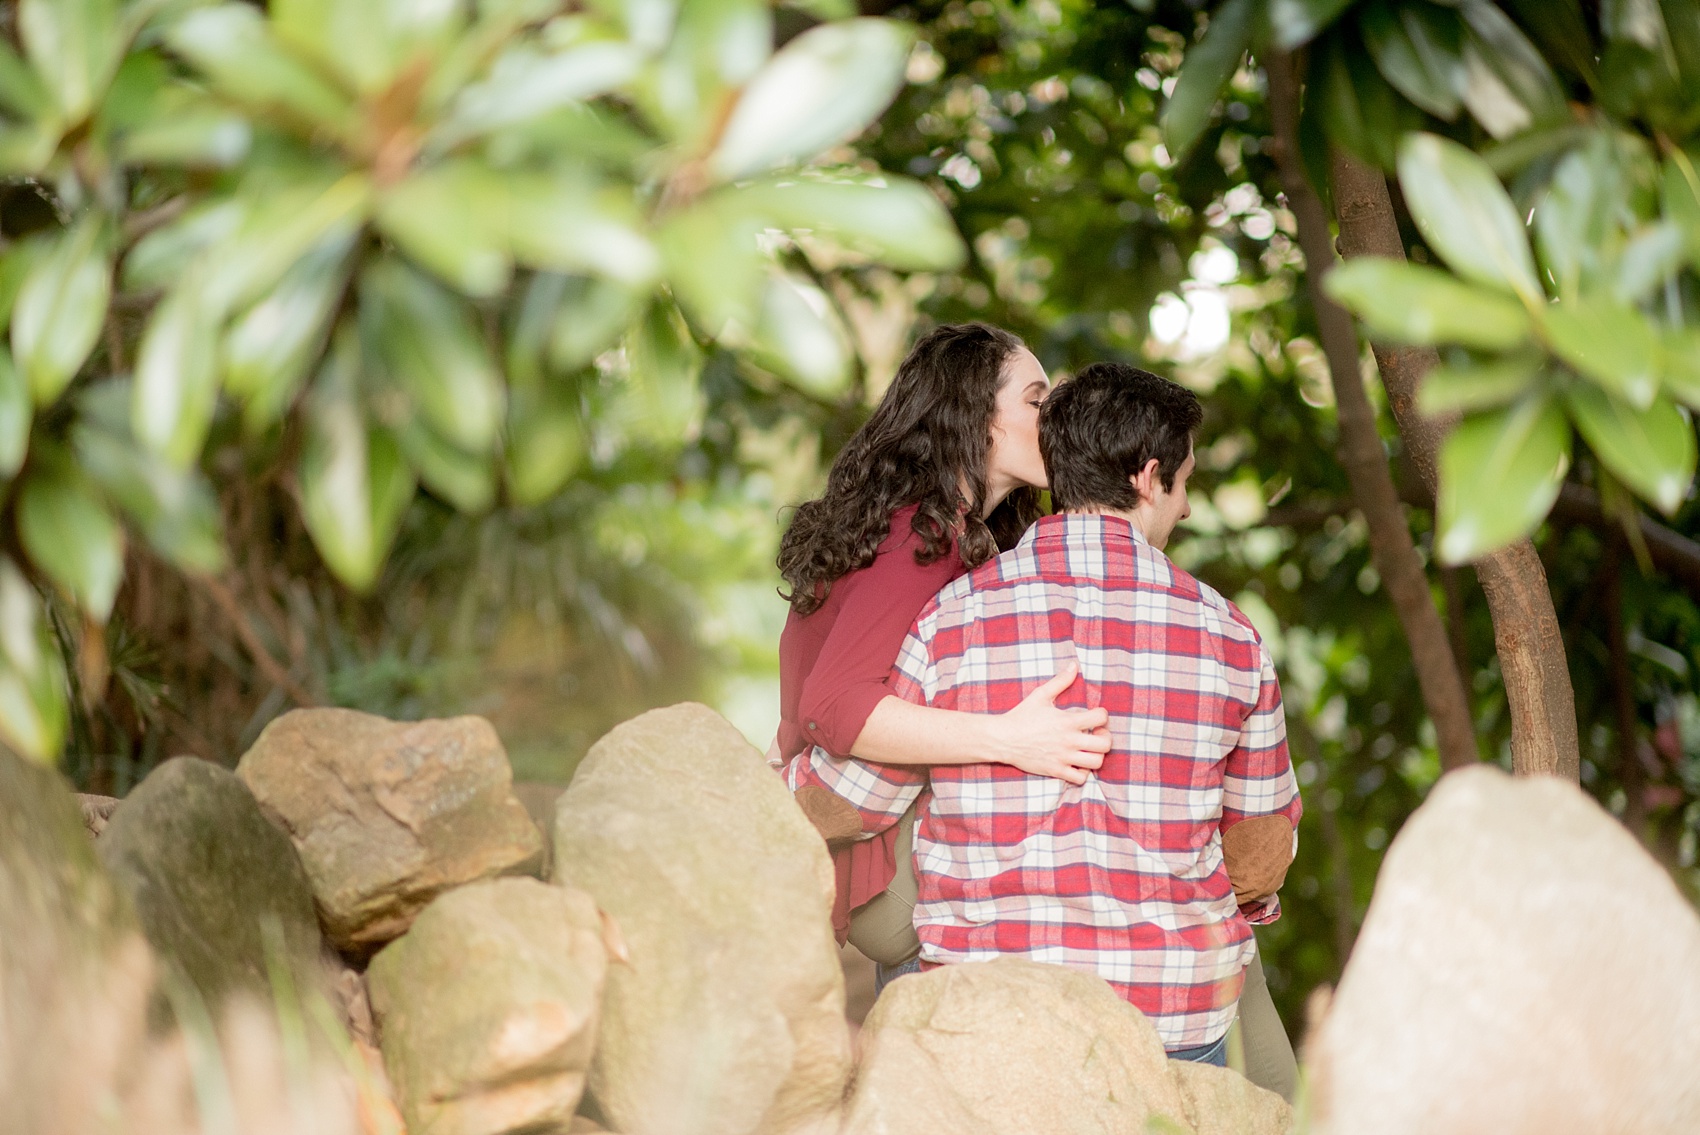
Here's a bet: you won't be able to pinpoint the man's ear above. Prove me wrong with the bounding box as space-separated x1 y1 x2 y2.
1129 457 1160 504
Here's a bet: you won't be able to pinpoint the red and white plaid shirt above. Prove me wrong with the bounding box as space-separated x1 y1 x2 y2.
785 512 1301 1049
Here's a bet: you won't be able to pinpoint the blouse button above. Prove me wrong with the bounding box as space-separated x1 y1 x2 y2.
807 721 818 730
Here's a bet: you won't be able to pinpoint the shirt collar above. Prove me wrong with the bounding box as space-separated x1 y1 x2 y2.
1020 511 1150 549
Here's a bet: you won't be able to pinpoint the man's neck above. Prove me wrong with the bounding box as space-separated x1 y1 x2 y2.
1062 506 1153 544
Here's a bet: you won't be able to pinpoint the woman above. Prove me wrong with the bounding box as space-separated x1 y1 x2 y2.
772 322 1110 977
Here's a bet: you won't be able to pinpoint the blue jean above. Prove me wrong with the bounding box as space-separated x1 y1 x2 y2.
874 956 922 996
1167 1032 1229 1067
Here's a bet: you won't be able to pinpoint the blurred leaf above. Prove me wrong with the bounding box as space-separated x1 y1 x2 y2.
0 239 47 329
1662 149 1700 262
1539 300 1661 408
122 198 246 294
1161 0 1256 161
1436 395 1570 563
1664 328 1700 407
646 0 773 144
1612 221 1686 304
1314 26 1422 171
394 417 495 512
658 191 768 334
503 174 660 287
1361 0 1463 119
17 460 125 621
168 5 358 138
1417 355 1543 415
1601 0 1670 48
361 260 505 455
113 81 251 167
735 176 965 271
73 381 225 573
0 351 31 478
0 557 67 763
505 378 585 505
1499 0 1597 85
435 39 642 148
271 0 466 97
19 0 123 121
223 234 351 431
1269 0 1358 49
201 173 370 316
298 331 415 591
710 19 913 182
585 0 678 52
618 302 702 446
0 37 54 119
1534 138 1620 300
1397 132 1541 300
376 159 513 297
10 216 112 405
748 270 851 398
132 274 220 467
550 275 645 370
1565 386 1696 515
1457 0 1568 138
1324 258 1531 349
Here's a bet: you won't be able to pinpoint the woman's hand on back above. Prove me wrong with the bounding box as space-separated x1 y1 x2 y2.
992 662 1110 784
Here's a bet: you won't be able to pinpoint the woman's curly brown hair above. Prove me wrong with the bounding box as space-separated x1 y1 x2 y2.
778 322 1044 615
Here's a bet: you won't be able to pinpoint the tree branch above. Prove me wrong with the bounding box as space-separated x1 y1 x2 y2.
198 574 316 709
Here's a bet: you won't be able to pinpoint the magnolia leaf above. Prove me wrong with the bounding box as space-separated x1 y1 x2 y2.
133 275 221 467
658 192 768 335
1458 0 1567 137
1663 328 1700 408
1417 355 1545 416
749 271 851 398
1324 258 1531 350
17 462 125 621
223 235 350 431
10 216 112 406
1436 395 1570 564
1362 0 1464 120
113 81 251 167
1539 300 1661 409
1398 132 1542 300
360 260 505 455
376 160 513 297
271 0 466 97
735 176 966 271
1663 149 1700 262
550 276 645 370
505 379 585 506
436 39 643 147
616 303 702 446
1565 386 1696 515
1269 0 1357 49
1160 0 1256 160
710 19 913 182
122 199 247 294
168 5 358 137
641 0 773 144
0 557 67 763
18 0 123 122
1613 222 1687 304
0 37 53 119
394 417 495 512
201 173 370 317
1314 27 1423 172
0 350 33 477
504 175 660 287
1534 138 1620 300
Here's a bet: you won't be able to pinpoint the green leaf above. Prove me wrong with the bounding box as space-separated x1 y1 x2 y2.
1397 132 1542 300
1498 0 1597 86
644 0 773 145
201 173 371 317
122 198 246 294
1457 0 1568 138
748 271 851 398
168 5 358 137
360 260 505 455
1534 138 1621 300
1361 0 1464 120
735 175 966 271
1161 0 1256 161
435 39 642 148
393 417 495 512
1539 300 1661 409
1436 395 1570 563
17 461 125 621
19 0 123 121
550 276 645 370
297 331 415 592
223 234 351 431
1270 0 1358 49
0 36 55 119
502 174 660 287
709 19 913 182
1417 355 1544 415
376 159 514 297
0 351 34 478
1565 386 1695 515
1613 221 1686 304
132 274 220 468
0 239 47 331
505 379 585 506
1324 258 1531 350
10 216 112 405
1662 149 1700 262
0 557 68 763
1313 26 1423 172
616 303 701 446
271 0 466 97
112 81 251 167
658 192 769 335
1663 328 1700 408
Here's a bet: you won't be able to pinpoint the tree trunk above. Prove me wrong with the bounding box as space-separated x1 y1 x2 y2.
1328 147 1580 781
1264 51 1479 773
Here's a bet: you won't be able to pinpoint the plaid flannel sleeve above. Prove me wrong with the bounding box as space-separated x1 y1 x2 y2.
1224 641 1302 925
781 626 935 836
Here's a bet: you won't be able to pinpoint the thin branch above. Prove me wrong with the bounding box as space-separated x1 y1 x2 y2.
198 574 317 708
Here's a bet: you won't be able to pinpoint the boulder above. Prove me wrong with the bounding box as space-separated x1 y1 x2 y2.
1307 765 1700 1134
98 757 327 1012
367 877 607 1135
839 957 1191 1135
512 780 566 878
1170 1060 1293 1135
0 750 155 1135
236 708 542 953
552 703 850 1135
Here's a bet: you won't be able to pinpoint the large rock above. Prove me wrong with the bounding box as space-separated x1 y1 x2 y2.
1307 765 1700 1133
0 750 155 1134
367 877 606 1135
1170 1060 1293 1135
839 957 1192 1135
552 703 850 1135
236 709 542 953
98 757 327 1012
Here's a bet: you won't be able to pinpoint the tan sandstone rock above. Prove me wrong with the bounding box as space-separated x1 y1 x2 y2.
840 957 1191 1135
1169 1059 1293 1135
367 876 607 1135
236 708 542 953
1307 765 1700 1134
552 703 851 1135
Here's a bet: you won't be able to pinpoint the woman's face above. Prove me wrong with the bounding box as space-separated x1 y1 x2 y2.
985 347 1052 501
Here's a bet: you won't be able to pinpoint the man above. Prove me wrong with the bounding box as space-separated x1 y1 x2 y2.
787 361 1302 1065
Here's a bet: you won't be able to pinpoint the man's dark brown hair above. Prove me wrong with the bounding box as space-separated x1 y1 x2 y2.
1039 361 1202 512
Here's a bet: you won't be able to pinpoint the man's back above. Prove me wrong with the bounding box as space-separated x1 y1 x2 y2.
895 511 1300 1048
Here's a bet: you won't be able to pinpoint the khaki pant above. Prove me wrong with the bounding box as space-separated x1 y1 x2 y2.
848 803 1300 1102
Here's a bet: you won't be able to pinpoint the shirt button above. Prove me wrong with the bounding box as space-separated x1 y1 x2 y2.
807 721 818 730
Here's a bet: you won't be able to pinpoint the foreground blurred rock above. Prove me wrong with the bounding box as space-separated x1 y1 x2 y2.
841 957 1289 1135
553 703 850 1135
237 708 542 953
98 757 326 1014
368 877 607 1135
1308 765 1700 1133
